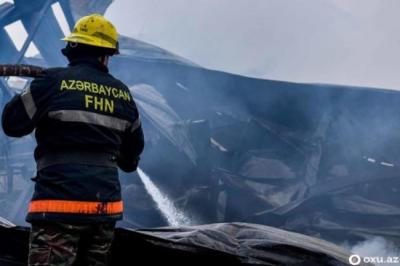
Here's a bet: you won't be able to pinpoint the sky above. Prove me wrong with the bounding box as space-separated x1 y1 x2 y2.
105 0 400 90
2 0 399 90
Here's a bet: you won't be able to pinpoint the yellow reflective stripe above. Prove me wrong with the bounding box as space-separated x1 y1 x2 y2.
20 87 37 119
48 110 131 131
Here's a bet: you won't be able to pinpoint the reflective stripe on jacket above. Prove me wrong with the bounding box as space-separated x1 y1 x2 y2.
1 57 144 223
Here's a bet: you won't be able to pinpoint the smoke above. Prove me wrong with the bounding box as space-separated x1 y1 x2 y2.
349 237 400 266
106 0 400 90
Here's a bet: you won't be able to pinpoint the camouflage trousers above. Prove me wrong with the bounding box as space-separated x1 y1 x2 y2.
28 221 115 266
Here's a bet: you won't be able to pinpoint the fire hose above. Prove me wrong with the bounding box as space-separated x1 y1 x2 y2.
0 64 44 78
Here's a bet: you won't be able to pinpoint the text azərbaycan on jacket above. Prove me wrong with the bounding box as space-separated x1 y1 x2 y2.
1 57 144 223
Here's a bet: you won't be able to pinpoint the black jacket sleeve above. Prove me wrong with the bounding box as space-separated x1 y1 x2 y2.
117 123 145 172
1 93 34 137
117 96 145 172
1 72 54 137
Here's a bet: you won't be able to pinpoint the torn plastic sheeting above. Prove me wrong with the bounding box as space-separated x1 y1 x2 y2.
136 223 356 265
312 216 400 239
238 155 296 180
216 169 307 214
119 36 198 67
331 195 400 216
210 137 228 152
255 173 400 217
0 216 15 228
0 222 362 265
131 84 197 164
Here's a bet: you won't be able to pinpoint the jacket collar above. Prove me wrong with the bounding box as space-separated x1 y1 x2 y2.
68 57 109 73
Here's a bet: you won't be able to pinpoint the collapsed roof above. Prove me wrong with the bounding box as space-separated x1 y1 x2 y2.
0 221 359 266
0 1 399 264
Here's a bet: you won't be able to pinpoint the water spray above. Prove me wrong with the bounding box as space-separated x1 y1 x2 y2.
137 167 191 227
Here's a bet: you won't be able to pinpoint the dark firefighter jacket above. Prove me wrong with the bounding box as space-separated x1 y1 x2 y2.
1 58 144 223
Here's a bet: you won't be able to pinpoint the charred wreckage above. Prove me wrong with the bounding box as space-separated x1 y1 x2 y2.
0 0 398 265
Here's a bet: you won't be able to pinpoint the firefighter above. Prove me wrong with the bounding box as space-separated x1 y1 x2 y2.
1 14 144 266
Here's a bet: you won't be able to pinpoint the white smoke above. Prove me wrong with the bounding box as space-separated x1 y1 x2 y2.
107 0 400 90
349 237 400 266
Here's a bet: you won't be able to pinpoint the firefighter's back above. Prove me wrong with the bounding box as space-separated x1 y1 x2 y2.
1 14 144 266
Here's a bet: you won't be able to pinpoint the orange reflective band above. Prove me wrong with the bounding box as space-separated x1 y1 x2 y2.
28 200 123 215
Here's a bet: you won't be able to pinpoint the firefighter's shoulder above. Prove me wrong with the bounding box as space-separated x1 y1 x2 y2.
29 67 66 95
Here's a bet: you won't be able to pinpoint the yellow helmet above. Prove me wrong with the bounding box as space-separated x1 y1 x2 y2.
62 14 119 52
